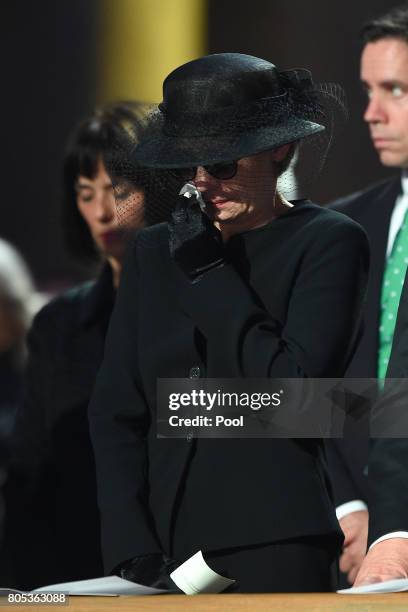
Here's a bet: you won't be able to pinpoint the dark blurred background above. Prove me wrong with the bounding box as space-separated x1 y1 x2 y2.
2 0 396 288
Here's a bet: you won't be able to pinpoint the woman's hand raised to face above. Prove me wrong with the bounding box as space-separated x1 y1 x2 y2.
168 183 225 280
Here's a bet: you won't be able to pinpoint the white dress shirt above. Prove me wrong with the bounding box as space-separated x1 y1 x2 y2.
386 171 408 257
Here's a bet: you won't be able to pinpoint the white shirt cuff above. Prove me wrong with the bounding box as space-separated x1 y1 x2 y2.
336 500 368 521
370 532 408 549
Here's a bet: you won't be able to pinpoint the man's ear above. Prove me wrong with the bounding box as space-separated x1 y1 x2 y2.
271 143 292 162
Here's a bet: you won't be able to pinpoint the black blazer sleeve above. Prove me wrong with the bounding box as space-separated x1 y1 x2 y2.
368 438 408 543
324 439 368 508
368 270 408 543
178 220 369 378
88 244 162 574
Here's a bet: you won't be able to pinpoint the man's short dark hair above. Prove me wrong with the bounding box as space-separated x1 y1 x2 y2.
362 2 408 45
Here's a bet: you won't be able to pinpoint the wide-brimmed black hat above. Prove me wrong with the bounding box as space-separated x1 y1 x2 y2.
134 53 346 168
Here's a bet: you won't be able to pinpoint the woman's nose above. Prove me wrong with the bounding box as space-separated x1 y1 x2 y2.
95 191 115 222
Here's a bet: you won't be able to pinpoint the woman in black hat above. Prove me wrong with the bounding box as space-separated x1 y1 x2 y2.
89 54 369 592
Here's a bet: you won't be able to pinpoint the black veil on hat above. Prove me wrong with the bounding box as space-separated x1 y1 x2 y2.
110 53 347 224
101 102 179 228
131 53 346 199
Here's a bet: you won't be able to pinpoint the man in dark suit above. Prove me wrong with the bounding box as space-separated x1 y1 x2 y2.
326 3 408 585
353 253 408 585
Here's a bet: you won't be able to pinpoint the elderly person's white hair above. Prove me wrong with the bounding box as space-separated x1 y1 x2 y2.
0 238 46 331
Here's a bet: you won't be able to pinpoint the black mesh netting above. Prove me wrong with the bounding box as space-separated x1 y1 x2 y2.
105 62 348 231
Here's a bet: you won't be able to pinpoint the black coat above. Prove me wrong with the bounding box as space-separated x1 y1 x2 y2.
3 266 114 590
0 352 23 576
326 177 401 507
89 201 369 575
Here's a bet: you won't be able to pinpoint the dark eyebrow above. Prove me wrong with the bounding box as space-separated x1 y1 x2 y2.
76 179 113 189
360 79 408 94
382 79 407 87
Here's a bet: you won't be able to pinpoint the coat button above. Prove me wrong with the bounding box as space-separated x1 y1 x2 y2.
189 366 201 379
187 367 200 442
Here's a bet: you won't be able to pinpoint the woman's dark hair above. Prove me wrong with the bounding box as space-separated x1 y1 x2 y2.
62 101 149 263
362 3 408 45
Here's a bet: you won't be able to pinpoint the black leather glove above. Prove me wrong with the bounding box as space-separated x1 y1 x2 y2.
115 553 182 592
168 183 225 280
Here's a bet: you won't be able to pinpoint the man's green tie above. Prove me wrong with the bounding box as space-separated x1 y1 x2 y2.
378 212 408 380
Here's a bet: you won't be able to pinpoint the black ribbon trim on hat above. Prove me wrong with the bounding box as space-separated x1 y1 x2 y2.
160 81 324 138
279 68 326 119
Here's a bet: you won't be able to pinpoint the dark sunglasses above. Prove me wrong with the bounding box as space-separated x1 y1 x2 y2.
172 160 239 182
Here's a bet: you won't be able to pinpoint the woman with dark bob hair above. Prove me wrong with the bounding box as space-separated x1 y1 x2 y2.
61 101 166 268
2 101 174 590
89 54 370 593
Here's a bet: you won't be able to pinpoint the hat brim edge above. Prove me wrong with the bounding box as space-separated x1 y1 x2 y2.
134 119 325 168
